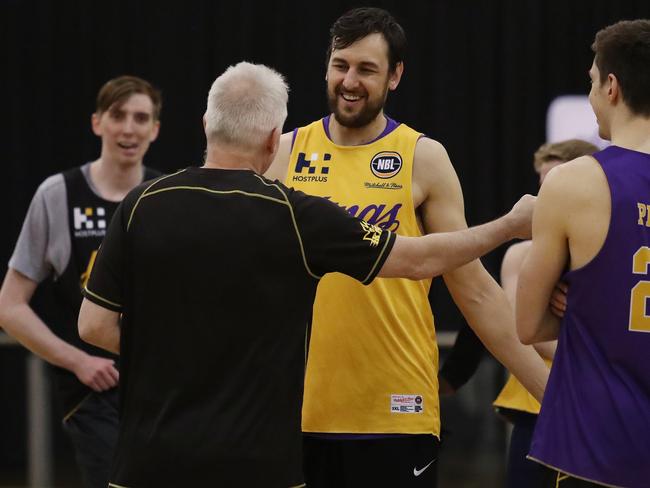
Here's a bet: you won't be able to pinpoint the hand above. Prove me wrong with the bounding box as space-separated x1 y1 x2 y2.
549 281 568 318
508 194 536 239
74 354 119 392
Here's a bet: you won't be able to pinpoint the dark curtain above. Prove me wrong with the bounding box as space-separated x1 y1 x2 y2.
2 0 649 477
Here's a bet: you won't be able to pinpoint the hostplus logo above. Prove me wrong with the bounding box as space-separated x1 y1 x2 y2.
73 207 107 238
291 152 331 183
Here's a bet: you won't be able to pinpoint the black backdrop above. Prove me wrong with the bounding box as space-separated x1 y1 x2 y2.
2 0 650 480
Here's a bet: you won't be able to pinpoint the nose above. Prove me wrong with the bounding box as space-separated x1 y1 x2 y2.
122 115 135 134
342 68 360 90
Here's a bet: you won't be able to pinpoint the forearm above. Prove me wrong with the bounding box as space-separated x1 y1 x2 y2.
448 269 548 401
0 303 88 371
381 214 515 279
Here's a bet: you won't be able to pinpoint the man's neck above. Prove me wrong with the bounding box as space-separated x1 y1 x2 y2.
328 113 387 146
89 158 144 202
609 113 650 154
203 145 265 174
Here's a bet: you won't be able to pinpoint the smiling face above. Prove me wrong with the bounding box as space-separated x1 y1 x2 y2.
326 32 402 128
92 93 160 167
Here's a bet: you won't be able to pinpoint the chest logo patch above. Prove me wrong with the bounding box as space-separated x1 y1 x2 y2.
370 151 402 179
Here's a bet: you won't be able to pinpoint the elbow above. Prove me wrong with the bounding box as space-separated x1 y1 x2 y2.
409 257 446 281
516 317 538 345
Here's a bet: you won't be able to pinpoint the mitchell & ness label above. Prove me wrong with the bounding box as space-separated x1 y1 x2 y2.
390 394 424 414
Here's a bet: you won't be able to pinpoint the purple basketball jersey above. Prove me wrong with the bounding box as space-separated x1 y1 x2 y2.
529 146 650 487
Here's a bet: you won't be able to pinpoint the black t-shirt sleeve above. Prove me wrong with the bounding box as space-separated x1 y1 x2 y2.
82 199 129 312
286 187 396 284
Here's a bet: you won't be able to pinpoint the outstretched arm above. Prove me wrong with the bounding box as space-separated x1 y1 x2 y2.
379 193 534 280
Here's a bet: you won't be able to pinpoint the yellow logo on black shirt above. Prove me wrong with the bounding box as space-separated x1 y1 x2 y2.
360 221 382 247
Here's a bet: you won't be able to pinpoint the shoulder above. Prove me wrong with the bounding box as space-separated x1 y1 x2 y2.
28 172 67 210
36 172 66 197
414 136 448 163
502 240 532 269
539 155 605 205
413 137 454 178
413 137 461 201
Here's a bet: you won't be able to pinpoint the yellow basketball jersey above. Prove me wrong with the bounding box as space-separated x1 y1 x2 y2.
287 117 439 436
493 359 552 415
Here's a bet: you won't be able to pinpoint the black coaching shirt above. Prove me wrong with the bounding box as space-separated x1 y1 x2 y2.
83 167 395 488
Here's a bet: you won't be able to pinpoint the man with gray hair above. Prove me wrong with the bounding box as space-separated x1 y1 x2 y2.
77 61 535 487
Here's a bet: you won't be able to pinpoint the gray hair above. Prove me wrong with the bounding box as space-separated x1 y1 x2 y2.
204 62 289 150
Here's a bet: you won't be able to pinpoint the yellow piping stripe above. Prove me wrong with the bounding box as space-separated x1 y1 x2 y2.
108 483 130 488
362 231 393 284
84 287 122 309
127 169 187 231
527 455 624 488
289 484 306 488
126 172 323 281
62 393 92 422
141 186 288 206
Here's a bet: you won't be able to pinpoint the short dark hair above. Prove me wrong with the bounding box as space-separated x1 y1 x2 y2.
533 139 599 171
96 75 162 120
592 19 650 117
327 7 407 72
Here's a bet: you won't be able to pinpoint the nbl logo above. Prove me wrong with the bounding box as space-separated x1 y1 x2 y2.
370 151 402 179
73 207 107 237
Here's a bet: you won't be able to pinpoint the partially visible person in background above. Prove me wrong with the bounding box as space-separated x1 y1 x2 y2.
0 75 161 488
493 139 597 488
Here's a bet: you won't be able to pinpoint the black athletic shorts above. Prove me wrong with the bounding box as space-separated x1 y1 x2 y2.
303 434 439 488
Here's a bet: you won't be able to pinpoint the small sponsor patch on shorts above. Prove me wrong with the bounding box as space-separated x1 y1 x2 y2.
390 394 424 414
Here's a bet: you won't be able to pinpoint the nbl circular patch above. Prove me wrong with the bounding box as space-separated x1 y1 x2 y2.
370 151 402 179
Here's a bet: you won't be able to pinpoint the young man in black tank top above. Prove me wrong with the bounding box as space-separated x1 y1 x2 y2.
0 75 161 488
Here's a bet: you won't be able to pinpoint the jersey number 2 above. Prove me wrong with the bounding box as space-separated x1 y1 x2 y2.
630 246 650 332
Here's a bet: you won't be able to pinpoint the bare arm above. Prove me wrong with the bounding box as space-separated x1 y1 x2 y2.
379 197 533 279
517 167 570 344
0 268 119 391
78 298 121 355
412 138 548 401
263 132 293 181
501 241 557 361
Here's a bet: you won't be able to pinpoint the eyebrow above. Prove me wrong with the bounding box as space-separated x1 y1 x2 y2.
330 56 381 70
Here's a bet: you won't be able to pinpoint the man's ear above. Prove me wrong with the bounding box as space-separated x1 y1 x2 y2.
607 73 620 104
91 112 102 136
388 61 404 91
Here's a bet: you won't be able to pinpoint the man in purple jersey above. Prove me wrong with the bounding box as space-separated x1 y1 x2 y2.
517 20 650 488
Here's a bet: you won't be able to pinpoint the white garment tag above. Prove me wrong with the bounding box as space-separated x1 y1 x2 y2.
390 394 424 414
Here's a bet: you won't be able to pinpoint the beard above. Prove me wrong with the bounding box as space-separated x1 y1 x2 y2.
327 83 389 128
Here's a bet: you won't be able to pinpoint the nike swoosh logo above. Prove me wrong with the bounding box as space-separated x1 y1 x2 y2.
413 458 436 477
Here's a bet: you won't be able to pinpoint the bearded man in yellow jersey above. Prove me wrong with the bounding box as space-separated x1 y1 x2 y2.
265 7 549 487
